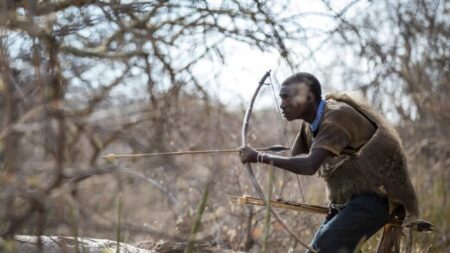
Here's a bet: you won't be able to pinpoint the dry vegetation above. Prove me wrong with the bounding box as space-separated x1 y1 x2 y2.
0 0 448 252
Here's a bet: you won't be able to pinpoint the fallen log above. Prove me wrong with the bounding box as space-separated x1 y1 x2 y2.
5 236 244 253
10 235 154 253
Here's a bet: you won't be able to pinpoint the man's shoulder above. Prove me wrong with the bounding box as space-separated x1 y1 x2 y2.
324 91 381 121
326 99 354 112
323 99 361 123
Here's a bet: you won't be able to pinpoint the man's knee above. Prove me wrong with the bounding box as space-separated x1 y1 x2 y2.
314 230 341 252
311 227 362 253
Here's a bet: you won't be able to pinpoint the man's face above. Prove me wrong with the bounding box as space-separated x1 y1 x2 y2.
279 83 312 121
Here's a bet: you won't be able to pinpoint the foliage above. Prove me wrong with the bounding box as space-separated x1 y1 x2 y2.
0 0 448 252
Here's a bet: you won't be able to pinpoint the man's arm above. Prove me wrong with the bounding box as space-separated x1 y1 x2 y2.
239 147 331 175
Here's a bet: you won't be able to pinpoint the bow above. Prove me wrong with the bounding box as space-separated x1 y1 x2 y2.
241 70 316 252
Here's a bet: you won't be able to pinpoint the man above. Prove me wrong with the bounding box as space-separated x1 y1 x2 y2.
239 72 419 253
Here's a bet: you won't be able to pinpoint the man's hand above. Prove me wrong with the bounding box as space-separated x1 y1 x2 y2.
239 146 258 163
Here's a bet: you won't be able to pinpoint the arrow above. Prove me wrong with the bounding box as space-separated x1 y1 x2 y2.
103 145 289 161
229 195 435 231
230 195 329 214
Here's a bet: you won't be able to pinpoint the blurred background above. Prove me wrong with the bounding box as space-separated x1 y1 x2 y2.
0 0 448 252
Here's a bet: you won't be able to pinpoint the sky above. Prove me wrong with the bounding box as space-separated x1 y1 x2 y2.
199 0 361 109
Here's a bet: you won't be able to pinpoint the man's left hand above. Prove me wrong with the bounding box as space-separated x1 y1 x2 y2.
239 146 258 163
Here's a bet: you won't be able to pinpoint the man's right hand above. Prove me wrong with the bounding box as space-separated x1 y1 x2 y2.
239 146 258 164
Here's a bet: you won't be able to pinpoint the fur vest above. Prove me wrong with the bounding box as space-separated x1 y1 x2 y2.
291 92 419 221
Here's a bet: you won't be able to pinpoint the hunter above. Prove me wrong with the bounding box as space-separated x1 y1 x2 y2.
239 72 419 253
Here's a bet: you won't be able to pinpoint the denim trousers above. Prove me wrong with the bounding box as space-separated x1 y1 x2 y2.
306 192 391 253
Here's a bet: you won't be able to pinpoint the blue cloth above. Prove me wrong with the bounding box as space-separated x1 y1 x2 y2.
310 99 326 134
306 192 390 253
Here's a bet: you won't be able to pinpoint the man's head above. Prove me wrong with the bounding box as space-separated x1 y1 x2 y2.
279 72 322 121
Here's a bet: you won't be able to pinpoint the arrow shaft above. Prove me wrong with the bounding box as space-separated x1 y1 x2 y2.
104 145 289 160
229 195 328 214
113 148 238 158
229 195 409 227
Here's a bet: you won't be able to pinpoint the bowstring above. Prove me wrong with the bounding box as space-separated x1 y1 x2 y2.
268 75 306 203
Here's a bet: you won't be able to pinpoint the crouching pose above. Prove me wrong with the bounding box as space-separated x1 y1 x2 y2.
239 72 419 253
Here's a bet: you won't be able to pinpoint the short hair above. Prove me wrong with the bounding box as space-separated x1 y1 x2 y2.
281 72 322 103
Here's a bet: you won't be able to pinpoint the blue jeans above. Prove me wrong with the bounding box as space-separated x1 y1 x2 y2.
306 192 390 253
